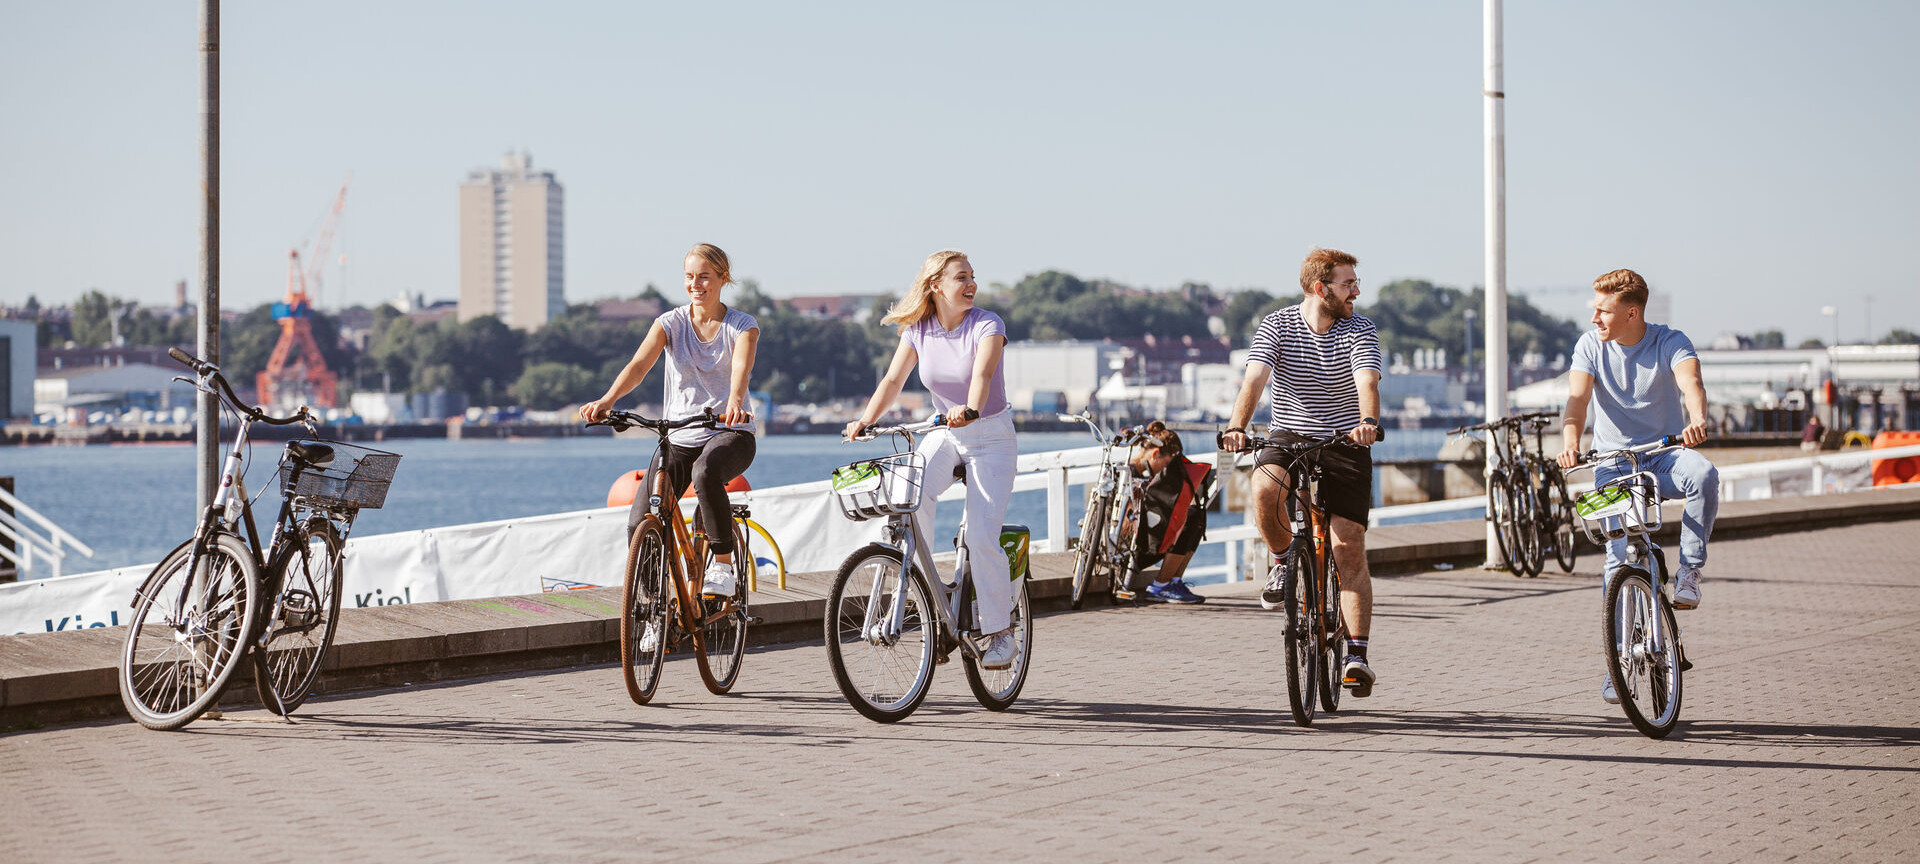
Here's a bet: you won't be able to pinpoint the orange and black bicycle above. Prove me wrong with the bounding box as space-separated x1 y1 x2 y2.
588 409 759 704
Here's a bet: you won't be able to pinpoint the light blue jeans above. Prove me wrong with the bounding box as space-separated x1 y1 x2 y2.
1593 447 1719 582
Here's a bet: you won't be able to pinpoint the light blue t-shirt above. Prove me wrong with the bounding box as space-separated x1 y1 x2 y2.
1570 323 1698 451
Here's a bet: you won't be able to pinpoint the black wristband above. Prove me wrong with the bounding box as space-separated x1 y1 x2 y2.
1361 417 1378 427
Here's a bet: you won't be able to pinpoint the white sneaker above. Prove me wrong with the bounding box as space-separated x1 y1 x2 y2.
1601 677 1619 705
1673 566 1701 610
638 621 661 653
1260 560 1288 611
980 628 1020 670
702 560 737 597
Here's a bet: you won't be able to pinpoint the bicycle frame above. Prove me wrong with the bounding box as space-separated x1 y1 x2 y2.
856 422 988 664
1060 412 1147 596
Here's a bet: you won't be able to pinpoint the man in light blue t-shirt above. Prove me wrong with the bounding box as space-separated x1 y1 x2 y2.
1555 269 1717 704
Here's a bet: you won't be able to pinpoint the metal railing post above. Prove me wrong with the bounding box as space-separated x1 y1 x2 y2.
1046 466 1070 553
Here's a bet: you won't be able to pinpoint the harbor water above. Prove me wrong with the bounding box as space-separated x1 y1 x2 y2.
4 428 1458 577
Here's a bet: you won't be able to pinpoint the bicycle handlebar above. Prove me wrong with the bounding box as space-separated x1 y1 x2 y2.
1563 435 1685 474
1216 428 1383 454
849 414 947 442
588 407 743 434
1447 410 1558 435
169 348 314 426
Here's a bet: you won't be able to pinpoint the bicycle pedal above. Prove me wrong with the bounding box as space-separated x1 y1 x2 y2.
746 616 765 625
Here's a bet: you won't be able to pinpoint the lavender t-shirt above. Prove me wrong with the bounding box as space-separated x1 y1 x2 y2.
904 308 1009 417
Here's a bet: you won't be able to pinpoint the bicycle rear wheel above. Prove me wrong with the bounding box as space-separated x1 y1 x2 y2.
965 577 1032 711
695 520 750 695
252 517 344 714
620 519 671 705
1317 553 1345 714
1281 544 1318 727
1070 485 1111 610
825 543 937 723
119 533 262 731
1108 491 1144 601
1602 569 1683 738
1512 471 1545 577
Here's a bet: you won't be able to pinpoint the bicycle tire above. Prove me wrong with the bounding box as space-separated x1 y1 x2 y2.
1602 569 1683 738
695 519 750 695
251 517 344 715
1070 484 1111 610
119 532 262 731
1487 468 1519 573
620 518 671 705
1282 543 1318 727
1514 471 1545 577
825 543 937 723
1545 470 1579 573
964 577 1033 711
1108 490 1145 601
1317 551 1344 714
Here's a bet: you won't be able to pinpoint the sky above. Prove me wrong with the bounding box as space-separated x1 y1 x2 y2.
2 1 1916 345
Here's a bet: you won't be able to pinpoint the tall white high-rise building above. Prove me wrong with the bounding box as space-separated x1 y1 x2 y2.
458 151 564 330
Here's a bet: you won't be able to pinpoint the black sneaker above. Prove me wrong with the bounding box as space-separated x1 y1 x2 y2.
1260 561 1288 610
1342 656 1375 698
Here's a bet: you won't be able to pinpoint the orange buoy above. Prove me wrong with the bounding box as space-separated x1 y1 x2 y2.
607 470 751 507
1870 430 1920 487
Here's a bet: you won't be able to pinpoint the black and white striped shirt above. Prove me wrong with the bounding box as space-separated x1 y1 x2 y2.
1246 305 1383 437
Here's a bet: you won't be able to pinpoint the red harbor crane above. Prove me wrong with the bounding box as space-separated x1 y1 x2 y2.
257 175 350 410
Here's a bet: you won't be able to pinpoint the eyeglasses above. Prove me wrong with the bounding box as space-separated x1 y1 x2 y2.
1325 279 1360 291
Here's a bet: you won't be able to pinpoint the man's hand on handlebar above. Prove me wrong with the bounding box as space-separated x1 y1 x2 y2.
1219 428 1249 453
1348 421 1380 447
1556 446 1583 470
1681 419 1708 448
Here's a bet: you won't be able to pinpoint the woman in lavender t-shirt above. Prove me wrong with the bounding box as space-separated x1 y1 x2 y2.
844 250 1021 671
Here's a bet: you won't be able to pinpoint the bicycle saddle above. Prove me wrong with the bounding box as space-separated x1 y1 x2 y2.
287 440 336 469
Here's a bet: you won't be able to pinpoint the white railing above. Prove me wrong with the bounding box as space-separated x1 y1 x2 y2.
0 484 95 580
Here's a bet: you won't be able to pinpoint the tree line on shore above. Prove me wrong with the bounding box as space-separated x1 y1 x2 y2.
29 273 1820 412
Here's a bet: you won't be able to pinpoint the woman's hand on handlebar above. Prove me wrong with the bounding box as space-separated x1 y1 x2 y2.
579 397 615 423
842 419 868 442
718 400 752 427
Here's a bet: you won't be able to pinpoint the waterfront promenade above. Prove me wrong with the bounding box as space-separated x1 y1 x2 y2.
3 517 1916 862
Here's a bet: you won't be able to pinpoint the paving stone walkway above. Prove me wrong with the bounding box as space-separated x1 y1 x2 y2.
4 519 1916 862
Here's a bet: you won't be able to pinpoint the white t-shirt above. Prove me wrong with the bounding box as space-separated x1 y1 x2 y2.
659 305 758 446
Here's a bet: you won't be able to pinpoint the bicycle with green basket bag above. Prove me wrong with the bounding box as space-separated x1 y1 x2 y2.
823 414 1033 723
1568 435 1693 739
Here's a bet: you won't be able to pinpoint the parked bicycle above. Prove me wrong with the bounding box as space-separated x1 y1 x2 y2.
1058 411 1149 608
1221 428 1380 727
1568 435 1692 739
1448 411 1576 576
824 415 1033 723
588 409 760 705
119 348 401 730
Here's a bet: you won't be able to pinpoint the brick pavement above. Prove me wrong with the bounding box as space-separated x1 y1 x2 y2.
3 520 1917 863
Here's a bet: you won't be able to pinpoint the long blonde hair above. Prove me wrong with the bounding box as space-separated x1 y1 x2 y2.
881 249 969 328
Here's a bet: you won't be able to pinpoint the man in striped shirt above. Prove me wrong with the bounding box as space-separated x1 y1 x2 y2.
1222 247 1385 697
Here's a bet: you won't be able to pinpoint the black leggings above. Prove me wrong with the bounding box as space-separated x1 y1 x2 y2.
628 431 756 555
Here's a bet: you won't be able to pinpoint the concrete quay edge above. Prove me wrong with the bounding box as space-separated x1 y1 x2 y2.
4 484 1917 729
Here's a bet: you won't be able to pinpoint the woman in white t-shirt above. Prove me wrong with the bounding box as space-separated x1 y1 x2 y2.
581 243 759 597
843 250 1021 670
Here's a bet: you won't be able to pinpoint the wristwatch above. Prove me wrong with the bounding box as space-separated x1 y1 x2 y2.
1361 416 1378 427
958 406 980 422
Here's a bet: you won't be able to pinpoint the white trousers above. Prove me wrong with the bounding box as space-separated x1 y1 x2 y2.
912 411 1018 634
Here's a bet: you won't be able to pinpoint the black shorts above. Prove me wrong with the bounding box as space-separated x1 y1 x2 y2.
1253 430 1372 526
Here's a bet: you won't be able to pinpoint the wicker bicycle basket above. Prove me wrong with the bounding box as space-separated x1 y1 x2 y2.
280 440 403 512
1573 472 1660 545
830 452 925 522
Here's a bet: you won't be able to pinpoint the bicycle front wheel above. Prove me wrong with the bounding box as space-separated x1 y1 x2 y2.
1070 485 1111 610
120 532 262 731
1512 472 1545 577
620 519 671 705
1603 570 1683 738
1545 472 1579 573
825 543 936 723
964 577 1032 711
1317 553 1345 714
252 517 344 715
1282 544 1318 727
1487 469 1519 573
695 520 750 695
1108 491 1145 600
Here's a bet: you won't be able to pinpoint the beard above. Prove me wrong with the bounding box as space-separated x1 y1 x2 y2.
1331 297 1355 320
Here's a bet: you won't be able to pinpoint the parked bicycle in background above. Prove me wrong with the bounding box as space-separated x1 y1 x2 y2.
1059 411 1149 608
1449 411 1576 576
119 348 401 730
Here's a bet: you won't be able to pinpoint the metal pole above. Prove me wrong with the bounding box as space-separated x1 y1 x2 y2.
1483 0 1509 562
196 0 220 515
